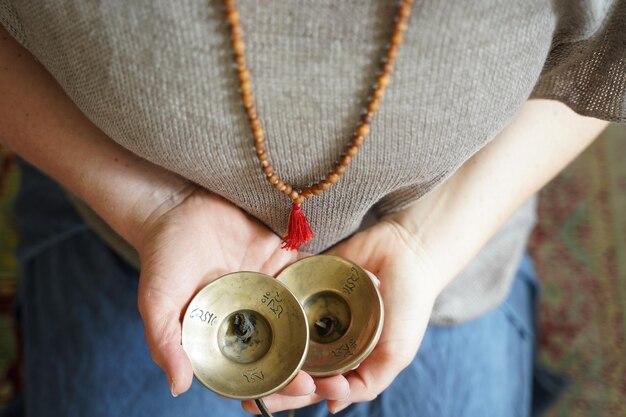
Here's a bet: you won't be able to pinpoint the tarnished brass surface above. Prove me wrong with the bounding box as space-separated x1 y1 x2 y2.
277 255 384 377
181 272 309 400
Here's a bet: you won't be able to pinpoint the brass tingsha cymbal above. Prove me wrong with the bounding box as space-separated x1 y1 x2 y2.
277 255 384 377
181 272 309 400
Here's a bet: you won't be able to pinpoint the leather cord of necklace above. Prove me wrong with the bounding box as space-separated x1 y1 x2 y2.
223 0 415 253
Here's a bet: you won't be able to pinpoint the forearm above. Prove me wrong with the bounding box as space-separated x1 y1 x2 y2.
384 99 609 294
0 25 195 249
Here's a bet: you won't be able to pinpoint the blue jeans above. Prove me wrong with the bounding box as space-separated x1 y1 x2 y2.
6 161 540 417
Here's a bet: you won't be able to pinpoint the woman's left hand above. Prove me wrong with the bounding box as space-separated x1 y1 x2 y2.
242 99 612 414
242 217 443 414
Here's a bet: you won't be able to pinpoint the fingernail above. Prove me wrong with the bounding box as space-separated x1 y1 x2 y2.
170 379 178 398
330 402 350 414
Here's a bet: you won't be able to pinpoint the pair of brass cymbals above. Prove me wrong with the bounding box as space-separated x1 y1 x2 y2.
181 255 384 400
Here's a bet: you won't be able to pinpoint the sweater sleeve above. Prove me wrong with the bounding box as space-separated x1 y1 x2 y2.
0 0 28 48
529 0 626 123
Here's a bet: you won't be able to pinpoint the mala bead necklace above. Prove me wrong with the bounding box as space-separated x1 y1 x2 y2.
224 0 414 251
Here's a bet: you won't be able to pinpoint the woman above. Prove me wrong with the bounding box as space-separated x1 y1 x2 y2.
0 0 623 416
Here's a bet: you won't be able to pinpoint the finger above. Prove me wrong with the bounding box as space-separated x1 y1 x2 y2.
363 269 381 286
275 371 315 396
295 250 316 261
242 373 349 415
258 245 301 276
312 375 350 400
245 374 349 413
157 340 194 397
138 283 193 396
326 348 403 412
322 234 379 282
322 232 382 272
262 249 315 277
242 392 325 414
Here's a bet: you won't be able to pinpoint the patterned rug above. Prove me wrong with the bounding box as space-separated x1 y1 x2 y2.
528 123 626 417
0 125 625 414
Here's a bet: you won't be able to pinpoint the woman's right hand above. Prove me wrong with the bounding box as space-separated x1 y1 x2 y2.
134 187 351 401
135 187 293 396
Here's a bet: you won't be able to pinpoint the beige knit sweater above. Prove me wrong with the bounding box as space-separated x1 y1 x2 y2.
1 0 624 323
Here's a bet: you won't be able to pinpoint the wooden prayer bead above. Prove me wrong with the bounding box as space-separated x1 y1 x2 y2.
357 125 370 137
352 136 364 146
242 91 252 103
396 21 408 33
253 128 264 141
326 173 340 184
233 40 245 54
367 99 380 112
387 44 398 60
319 181 331 191
231 25 242 37
391 33 404 45
227 10 239 20
400 4 411 19
239 69 250 81
312 185 324 195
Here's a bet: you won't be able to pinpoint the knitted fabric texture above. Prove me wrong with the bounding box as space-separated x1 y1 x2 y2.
1 0 624 324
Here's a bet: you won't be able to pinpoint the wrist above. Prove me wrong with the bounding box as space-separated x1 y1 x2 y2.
0 26 202 253
84 156 200 251
379 172 482 295
125 173 200 252
377 214 450 300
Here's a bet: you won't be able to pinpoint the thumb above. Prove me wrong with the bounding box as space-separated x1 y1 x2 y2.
138 282 194 397
323 228 373 264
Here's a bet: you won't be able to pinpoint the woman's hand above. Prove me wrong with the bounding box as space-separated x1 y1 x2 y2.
242 99 610 415
242 217 442 414
136 187 317 397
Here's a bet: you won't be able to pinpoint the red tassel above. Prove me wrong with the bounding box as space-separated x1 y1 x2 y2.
281 203 314 251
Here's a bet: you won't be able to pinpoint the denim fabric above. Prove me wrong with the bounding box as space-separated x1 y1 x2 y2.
5 161 540 417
